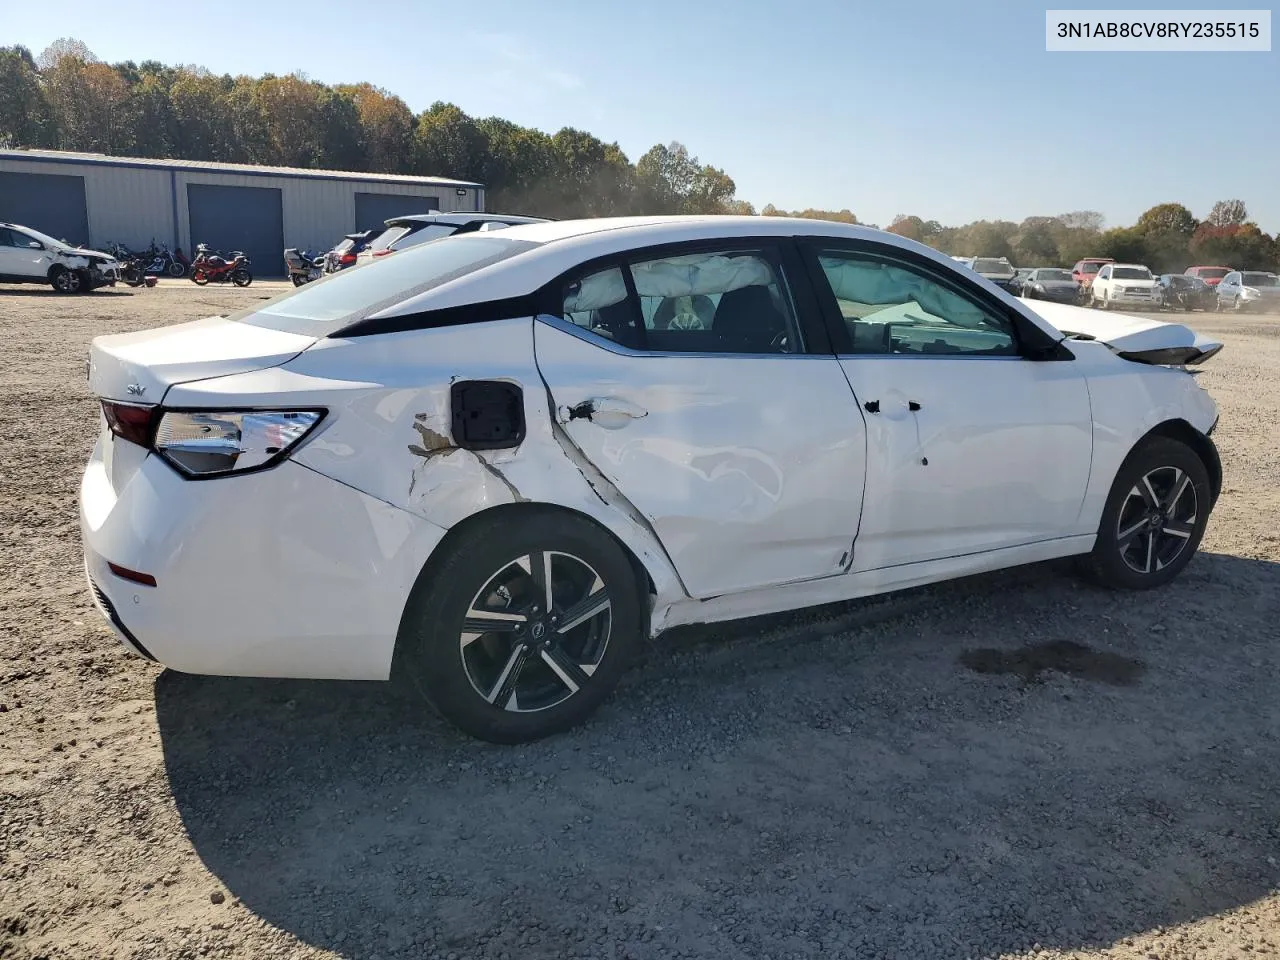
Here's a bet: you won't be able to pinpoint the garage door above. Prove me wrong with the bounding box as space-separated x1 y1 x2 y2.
187 183 285 277
355 193 441 234
0 172 90 248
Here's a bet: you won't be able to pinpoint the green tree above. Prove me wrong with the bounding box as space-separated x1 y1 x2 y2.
0 46 56 147
414 101 485 179
339 83 414 173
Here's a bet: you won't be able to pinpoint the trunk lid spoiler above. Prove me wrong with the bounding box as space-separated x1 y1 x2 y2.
1021 300 1223 365
88 315 317 402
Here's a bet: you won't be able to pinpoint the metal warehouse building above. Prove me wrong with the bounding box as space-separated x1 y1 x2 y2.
0 149 484 276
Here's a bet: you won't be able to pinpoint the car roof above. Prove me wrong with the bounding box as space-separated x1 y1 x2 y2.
388 212 548 227
1108 263 1151 270
370 215 1063 340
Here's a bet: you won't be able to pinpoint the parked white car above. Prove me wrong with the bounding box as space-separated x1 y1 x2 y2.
1090 262 1159 310
80 216 1223 742
0 222 121 292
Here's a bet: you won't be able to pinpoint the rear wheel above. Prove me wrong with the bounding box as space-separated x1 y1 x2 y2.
1078 436 1211 590
230 268 252 287
167 261 185 277
397 510 643 743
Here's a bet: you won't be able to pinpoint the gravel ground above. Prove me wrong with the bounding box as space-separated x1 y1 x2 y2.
1 280 1278 960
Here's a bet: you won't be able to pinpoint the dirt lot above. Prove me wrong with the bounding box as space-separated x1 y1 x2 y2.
1 280 1278 960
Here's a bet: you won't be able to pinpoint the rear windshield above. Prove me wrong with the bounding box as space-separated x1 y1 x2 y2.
1078 262 1104 274
368 225 414 253
1242 272 1279 287
1112 267 1152 280
1192 267 1230 279
973 258 1012 275
229 236 538 336
1036 269 1073 282
390 223 459 251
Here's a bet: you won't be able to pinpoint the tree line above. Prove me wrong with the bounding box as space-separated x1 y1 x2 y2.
2 39 1276 270
0 39 747 218
883 201 1279 272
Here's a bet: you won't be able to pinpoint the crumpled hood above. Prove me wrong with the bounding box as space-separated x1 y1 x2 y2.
1022 300 1223 365
57 245 115 261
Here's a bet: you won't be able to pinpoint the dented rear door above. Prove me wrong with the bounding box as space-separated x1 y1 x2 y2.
532 244 867 601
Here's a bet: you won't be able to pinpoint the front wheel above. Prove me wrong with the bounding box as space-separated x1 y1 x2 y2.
1233 296 1244 313
1078 436 1211 590
190 270 209 286
397 510 643 743
230 268 252 287
50 267 84 294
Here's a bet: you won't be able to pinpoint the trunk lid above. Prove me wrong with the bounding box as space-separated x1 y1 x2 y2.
1022 300 1223 365
88 315 317 402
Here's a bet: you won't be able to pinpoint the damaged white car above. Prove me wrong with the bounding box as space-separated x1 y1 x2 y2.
80 216 1223 742
0 222 121 292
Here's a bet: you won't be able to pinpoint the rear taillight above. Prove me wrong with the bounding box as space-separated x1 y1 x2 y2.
340 252 357 265
101 401 160 447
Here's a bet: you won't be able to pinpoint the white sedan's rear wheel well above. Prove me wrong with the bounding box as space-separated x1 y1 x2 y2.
394 503 655 656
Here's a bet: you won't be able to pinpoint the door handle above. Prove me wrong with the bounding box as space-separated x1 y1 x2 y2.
560 397 648 430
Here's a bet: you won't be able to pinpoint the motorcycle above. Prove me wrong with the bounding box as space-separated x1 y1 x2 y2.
284 247 325 286
190 244 253 286
119 258 159 288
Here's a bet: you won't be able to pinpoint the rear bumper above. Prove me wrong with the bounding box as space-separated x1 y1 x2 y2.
79 438 449 680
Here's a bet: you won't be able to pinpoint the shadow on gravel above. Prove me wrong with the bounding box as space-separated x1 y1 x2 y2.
157 552 1280 959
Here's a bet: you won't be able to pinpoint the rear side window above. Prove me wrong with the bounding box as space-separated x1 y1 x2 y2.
230 236 538 336
558 249 804 355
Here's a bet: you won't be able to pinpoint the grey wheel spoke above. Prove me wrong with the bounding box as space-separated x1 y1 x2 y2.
1161 519 1195 539
463 608 527 633
517 552 555 613
1164 470 1190 510
556 583 610 634
1142 530 1156 574
487 646 529 709
540 646 594 694
1138 475 1161 509
1117 517 1149 547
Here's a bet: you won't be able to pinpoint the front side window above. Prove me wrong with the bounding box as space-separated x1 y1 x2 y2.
812 249 1017 356
0 228 18 247
558 249 803 355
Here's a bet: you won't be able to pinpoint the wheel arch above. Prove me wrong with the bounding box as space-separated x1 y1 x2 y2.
1137 418 1221 504
392 501 657 666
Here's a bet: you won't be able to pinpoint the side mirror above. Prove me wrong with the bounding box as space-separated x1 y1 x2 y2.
28 240 43 250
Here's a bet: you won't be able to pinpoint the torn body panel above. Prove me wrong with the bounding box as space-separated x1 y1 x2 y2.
192 318 690 616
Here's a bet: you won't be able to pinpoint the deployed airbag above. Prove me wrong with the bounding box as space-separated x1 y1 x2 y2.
564 254 774 313
819 257 992 329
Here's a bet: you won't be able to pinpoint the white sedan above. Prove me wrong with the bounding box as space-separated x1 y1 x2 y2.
80 216 1224 743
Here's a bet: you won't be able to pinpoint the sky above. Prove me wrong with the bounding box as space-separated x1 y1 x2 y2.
4 0 1277 231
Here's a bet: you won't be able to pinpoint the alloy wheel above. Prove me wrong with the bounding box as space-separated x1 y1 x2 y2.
1115 466 1198 575
460 551 612 713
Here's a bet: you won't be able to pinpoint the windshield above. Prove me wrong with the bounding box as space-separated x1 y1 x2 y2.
973 258 1013 275
1242 272 1279 287
18 226 70 250
1193 267 1230 279
230 236 538 335
1079 262 1104 275
1037 270 1073 283
1112 267 1152 280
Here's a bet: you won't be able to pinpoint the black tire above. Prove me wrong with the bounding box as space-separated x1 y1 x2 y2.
167 261 185 277
50 267 83 294
231 268 252 287
290 274 304 287
397 510 643 743
1077 436 1211 590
